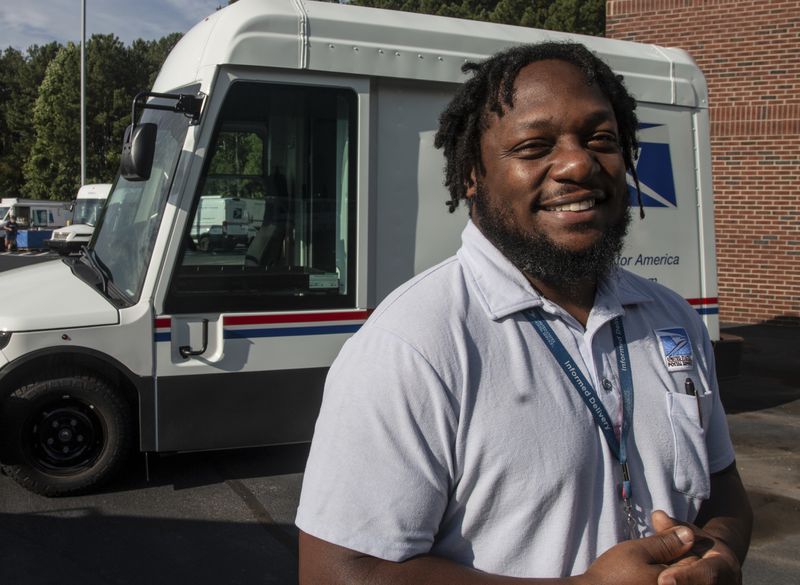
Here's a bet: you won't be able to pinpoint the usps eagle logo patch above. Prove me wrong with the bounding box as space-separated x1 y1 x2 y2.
655 327 694 371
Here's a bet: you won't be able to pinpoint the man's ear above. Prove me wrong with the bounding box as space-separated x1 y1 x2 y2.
465 168 478 200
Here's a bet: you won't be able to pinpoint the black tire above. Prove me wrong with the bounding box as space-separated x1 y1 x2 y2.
197 235 211 252
0 371 132 496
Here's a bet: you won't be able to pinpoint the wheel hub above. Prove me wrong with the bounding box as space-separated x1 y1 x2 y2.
29 400 102 473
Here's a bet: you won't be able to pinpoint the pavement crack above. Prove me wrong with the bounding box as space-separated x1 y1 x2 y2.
225 478 298 558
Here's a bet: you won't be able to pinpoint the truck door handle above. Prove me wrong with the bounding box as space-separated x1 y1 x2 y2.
179 319 209 359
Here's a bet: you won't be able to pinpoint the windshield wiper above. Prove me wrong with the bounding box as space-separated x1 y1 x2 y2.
80 247 111 295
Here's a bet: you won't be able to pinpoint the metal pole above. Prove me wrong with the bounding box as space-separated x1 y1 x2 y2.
80 0 86 186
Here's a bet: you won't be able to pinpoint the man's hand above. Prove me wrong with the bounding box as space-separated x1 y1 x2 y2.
300 526 696 585
650 462 752 585
575 524 695 585
651 511 742 585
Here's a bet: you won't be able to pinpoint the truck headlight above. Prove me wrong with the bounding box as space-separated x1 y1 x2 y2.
0 331 11 350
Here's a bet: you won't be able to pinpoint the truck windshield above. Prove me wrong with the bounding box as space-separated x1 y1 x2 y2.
72 199 104 226
91 89 197 301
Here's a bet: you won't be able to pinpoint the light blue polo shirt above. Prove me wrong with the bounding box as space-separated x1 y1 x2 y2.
296 221 735 578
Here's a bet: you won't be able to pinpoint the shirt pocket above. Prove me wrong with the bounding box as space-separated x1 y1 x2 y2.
666 391 710 500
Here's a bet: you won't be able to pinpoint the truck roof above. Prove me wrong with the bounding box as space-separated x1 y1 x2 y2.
0 198 70 207
154 0 707 108
76 183 112 200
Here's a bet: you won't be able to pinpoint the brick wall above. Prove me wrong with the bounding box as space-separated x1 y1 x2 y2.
607 0 800 325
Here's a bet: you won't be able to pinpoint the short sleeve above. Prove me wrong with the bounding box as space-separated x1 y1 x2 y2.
698 329 736 474
295 324 459 561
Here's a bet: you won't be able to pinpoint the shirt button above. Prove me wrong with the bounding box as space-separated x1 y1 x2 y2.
602 379 613 392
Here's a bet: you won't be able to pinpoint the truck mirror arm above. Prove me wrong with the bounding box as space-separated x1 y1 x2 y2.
130 91 204 126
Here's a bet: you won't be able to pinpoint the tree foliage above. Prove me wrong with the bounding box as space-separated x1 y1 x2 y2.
350 0 604 36
0 43 60 197
0 33 181 200
22 43 82 199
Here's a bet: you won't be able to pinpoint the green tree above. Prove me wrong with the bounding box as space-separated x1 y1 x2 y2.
0 43 60 197
2 33 178 201
23 43 81 199
351 0 604 35
86 34 136 178
0 48 28 196
128 33 182 91
23 34 164 200
539 0 604 36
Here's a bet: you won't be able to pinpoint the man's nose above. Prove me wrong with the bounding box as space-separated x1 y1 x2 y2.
548 143 597 184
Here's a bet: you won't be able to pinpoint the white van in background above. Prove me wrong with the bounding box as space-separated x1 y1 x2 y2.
0 0 721 495
46 184 112 255
189 195 250 251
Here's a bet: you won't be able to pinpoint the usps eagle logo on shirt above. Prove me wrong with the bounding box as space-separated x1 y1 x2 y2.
655 327 694 371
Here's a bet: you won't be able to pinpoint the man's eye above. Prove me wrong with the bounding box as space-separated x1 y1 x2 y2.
592 133 617 142
589 134 619 147
513 142 550 157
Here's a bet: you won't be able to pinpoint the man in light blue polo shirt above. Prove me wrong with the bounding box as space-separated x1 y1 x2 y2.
297 42 752 584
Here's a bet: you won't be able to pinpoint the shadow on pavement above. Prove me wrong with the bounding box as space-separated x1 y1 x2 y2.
0 443 309 584
74 442 312 497
0 512 298 585
718 323 800 414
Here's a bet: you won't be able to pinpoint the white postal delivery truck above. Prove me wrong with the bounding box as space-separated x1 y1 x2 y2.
0 0 719 495
0 198 72 231
46 183 112 255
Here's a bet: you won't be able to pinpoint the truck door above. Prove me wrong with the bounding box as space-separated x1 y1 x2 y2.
152 76 367 453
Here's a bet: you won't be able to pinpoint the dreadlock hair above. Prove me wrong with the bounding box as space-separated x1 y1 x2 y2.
433 42 644 218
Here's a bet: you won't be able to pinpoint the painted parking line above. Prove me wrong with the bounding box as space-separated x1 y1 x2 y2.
0 251 53 256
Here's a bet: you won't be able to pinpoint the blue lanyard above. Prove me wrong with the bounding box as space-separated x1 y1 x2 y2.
526 307 635 501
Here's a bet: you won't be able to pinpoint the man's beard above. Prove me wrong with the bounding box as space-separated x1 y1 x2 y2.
472 182 631 288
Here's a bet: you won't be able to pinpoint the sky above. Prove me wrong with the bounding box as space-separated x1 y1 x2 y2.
0 0 222 52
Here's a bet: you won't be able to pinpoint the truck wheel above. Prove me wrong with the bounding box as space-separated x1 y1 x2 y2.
197 235 211 252
0 372 132 496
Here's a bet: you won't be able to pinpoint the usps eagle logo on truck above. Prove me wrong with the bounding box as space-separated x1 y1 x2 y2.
628 123 676 208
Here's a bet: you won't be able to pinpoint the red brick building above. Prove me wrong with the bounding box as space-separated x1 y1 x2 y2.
607 0 799 325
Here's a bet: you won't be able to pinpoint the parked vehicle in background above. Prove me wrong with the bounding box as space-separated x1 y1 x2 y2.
46 184 112 255
0 0 720 496
190 195 250 251
0 198 72 250
0 198 71 231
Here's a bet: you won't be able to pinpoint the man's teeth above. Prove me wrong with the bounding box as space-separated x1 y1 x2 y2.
546 199 596 212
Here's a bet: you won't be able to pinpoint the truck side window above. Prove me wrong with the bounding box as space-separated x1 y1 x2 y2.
165 81 357 313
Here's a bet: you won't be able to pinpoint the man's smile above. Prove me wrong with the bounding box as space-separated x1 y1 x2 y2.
538 191 609 213
543 198 597 212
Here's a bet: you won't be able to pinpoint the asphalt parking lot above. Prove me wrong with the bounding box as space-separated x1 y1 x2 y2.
0 443 307 584
717 323 800 583
0 253 797 583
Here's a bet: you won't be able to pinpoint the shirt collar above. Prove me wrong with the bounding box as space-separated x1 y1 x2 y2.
457 220 655 322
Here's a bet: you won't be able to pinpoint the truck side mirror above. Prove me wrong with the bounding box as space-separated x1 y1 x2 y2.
120 123 157 181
